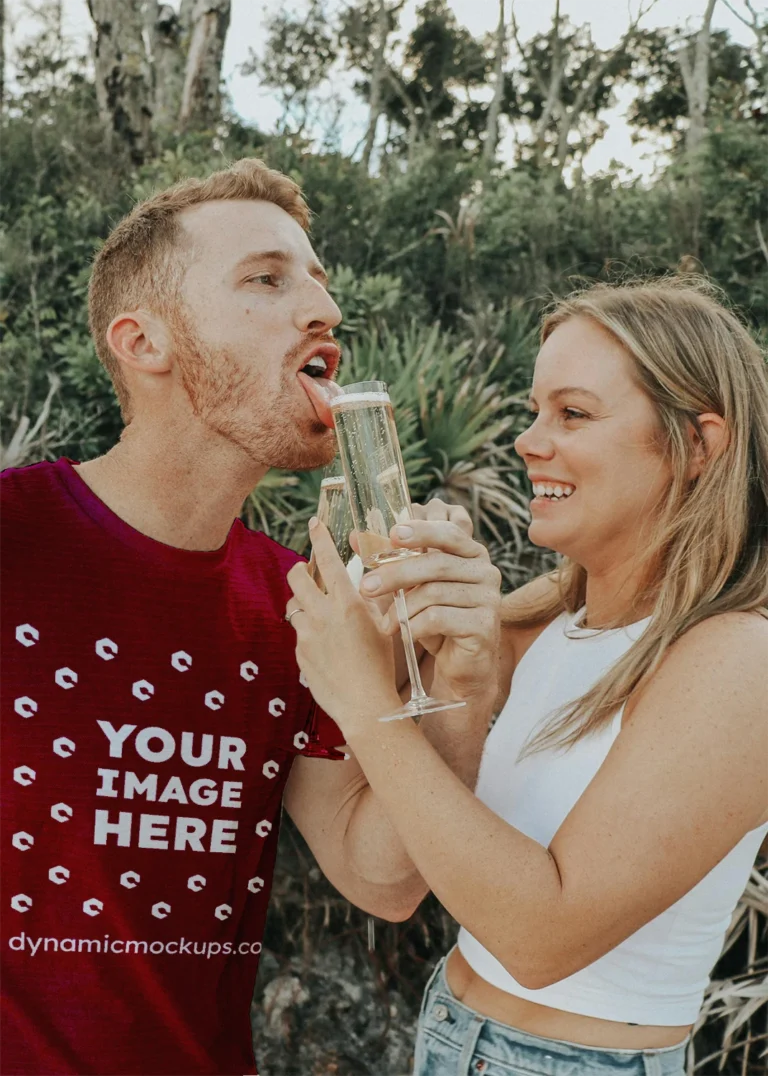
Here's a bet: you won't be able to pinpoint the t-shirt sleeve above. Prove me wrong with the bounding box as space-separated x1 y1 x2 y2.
301 699 347 760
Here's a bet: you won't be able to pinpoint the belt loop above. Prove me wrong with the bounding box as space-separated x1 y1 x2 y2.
642 1052 663 1076
457 1014 485 1076
418 957 445 1024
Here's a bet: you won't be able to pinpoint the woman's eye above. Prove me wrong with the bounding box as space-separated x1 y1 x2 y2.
248 274 278 286
524 407 587 422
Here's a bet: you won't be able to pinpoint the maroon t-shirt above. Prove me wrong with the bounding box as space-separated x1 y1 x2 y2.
1 458 343 1075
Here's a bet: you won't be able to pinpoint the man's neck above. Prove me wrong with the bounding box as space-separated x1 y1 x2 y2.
76 424 266 552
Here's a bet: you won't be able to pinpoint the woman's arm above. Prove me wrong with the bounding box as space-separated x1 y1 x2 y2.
288 529 768 989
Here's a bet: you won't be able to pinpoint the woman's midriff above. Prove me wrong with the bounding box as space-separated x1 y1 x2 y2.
445 948 691 1050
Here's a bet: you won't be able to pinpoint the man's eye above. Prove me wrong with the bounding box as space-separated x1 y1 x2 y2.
563 408 588 420
248 274 278 286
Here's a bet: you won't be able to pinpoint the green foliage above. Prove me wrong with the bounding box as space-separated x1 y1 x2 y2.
328 266 424 336
396 0 491 147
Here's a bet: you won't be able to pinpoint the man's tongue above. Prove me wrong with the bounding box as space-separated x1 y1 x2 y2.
297 371 341 429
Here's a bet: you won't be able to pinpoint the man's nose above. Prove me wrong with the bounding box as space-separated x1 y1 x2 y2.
296 280 342 335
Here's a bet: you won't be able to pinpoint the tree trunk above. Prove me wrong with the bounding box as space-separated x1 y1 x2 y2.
0 0 5 109
551 2 658 177
149 3 187 133
678 0 718 157
532 0 564 167
385 68 421 167
726 0 767 92
482 0 507 168
361 0 391 173
87 0 153 165
178 0 231 132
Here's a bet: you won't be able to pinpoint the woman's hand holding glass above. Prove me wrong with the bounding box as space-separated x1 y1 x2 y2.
359 503 502 708
285 505 503 739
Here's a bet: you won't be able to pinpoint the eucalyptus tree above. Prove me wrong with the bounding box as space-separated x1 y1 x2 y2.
87 0 153 163
508 0 658 175
178 0 232 132
722 0 768 89
629 24 765 148
677 0 718 156
391 0 490 158
1 0 5 108
337 0 406 171
481 0 511 169
86 0 232 162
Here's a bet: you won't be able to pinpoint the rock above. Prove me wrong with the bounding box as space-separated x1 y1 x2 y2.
252 945 419 1075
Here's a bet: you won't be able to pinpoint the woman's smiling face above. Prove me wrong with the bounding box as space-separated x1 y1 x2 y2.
514 316 674 570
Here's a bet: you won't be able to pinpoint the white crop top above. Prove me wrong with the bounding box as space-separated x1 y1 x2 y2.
457 609 768 1025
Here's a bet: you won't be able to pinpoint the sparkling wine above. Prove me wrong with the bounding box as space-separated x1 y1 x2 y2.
308 475 353 592
330 392 422 569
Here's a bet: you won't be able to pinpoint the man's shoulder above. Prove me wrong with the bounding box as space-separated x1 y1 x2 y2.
1 457 60 491
237 524 307 572
0 458 62 524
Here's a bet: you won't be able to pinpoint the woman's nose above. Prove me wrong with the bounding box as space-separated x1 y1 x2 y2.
515 417 554 460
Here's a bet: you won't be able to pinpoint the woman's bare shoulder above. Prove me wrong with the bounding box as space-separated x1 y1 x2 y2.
664 609 768 671
627 609 768 729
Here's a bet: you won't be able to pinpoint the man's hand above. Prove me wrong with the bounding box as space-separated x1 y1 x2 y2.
286 520 402 738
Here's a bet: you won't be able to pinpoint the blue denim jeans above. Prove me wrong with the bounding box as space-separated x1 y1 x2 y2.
413 956 688 1076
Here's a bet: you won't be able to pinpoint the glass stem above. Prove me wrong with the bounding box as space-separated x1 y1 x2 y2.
394 589 427 701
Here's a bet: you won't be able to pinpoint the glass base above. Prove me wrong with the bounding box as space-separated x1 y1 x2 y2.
379 696 467 723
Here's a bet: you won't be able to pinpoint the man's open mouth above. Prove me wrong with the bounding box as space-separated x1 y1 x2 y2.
296 343 341 428
297 342 340 381
300 355 330 378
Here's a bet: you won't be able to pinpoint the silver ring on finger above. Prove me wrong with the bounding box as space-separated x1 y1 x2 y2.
285 608 305 625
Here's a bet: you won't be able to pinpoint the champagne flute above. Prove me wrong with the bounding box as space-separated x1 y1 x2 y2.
329 380 466 723
307 472 363 592
306 469 376 951
302 469 359 749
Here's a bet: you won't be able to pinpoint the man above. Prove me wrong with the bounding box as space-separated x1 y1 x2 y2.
1 159 496 1075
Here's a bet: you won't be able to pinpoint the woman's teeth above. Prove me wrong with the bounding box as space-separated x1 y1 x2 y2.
533 483 575 500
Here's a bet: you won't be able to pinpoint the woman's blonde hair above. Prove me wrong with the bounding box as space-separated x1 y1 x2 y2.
509 276 768 753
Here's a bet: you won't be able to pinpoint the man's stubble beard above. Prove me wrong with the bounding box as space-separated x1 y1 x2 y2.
172 321 336 472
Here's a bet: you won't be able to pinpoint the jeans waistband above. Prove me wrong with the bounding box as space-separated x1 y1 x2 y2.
420 954 689 1076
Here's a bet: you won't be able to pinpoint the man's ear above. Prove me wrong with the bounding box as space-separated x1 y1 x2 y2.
106 310 172 376
689 412 729 480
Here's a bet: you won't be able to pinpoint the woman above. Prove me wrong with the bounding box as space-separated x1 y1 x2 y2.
287 278 768 1076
